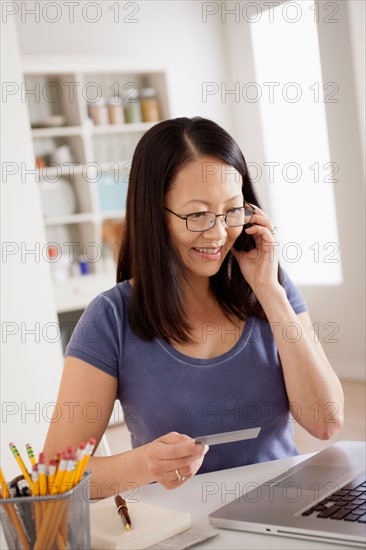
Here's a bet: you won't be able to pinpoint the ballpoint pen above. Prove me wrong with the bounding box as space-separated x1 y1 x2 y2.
115 495 132 531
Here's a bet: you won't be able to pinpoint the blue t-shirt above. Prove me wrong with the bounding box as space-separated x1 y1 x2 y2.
66 272 307 474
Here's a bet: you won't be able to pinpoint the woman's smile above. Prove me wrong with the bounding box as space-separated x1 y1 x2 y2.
191 243 226 261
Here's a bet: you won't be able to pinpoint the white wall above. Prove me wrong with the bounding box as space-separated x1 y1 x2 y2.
1 18 63 480
308 1 365 380
348 0 366 177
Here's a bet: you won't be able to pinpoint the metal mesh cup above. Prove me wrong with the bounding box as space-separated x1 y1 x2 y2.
0 472 91 549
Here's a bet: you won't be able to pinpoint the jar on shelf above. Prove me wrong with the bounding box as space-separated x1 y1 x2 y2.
47 245 71 282
122 90 142 123
88 98 109 125
139 88 160 122
108 96 125 125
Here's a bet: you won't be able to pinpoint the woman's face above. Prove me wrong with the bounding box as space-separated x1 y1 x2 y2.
164 155 243 282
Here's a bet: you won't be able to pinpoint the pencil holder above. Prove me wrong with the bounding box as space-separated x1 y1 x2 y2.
0 472 91 549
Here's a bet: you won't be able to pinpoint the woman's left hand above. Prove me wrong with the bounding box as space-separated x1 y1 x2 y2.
231 205 280 295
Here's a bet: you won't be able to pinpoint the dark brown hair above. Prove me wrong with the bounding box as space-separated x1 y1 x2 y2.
117 117 282 344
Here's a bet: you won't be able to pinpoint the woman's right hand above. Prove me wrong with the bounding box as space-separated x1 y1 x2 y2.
145 432 209 489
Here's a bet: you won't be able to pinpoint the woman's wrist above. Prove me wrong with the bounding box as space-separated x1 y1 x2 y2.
87 444 155 498
253 282 287 314
255 283 291 322
134 441 156 485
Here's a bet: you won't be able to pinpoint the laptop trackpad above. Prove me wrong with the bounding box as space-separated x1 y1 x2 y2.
271 465 351 489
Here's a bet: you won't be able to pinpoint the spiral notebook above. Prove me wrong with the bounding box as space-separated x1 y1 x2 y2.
90 495 191 550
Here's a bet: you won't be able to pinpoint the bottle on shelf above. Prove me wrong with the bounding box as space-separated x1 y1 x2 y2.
88 98 109 125
108 96 125 125
123 90 142 123
78 256 89 275
47 245 71 282
139 88 160 122
50 144 73 165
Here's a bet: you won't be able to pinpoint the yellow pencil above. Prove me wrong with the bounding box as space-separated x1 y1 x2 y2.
0 467 10 498
75 438 95 484
37 452 48 496
25 443 37 467
1 466 31 549
54 451 61 469
31 465 40 496
62 454 76 494
50 453 68 495
47 459 57 489
73 442 86 484
9 443 33 489
31 464 43 537
71 442 85 487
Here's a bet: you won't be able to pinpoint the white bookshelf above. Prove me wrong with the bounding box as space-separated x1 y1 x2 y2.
22 55 170 314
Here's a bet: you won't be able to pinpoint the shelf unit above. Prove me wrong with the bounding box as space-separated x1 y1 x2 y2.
22 56 170 314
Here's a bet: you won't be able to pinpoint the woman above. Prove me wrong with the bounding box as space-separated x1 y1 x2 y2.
44 117 344 498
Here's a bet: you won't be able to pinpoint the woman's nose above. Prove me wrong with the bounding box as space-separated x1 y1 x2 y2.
202 215 227 239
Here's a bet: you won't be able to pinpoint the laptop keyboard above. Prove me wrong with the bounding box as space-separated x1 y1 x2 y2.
302 475 366 523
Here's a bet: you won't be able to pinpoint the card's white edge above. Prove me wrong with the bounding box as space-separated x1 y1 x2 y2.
195 427 261 446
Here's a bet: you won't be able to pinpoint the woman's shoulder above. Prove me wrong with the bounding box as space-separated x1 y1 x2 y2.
65 281 133 377
81 279 132 324
100 279 132 304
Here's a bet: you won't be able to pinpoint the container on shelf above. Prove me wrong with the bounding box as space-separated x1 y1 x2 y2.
39 177 77 218
79 256 89 275
108 96 125 124
139 88 160 122
50 144 73 165
123 90 142 123
47 245 71 282
88 98 109 125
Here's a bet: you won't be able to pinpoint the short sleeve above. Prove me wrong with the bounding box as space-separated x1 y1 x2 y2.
281 268 307 314
65 294 121 378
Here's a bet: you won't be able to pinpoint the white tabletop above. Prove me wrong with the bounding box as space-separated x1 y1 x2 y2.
130 453 354 549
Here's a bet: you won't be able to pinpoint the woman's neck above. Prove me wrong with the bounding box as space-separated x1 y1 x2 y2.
183 275 214 310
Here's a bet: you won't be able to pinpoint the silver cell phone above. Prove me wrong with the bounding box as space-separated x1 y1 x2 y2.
195 427 261 446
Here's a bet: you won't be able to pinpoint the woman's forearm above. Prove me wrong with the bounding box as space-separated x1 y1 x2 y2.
256 284 344 439
87 445 153 499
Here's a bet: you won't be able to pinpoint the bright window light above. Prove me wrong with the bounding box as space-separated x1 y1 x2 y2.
250 0 343 285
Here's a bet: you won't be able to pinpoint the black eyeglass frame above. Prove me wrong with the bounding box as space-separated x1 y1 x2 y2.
163 201 255 232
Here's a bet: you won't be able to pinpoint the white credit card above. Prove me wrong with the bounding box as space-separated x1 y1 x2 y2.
195 427 261 446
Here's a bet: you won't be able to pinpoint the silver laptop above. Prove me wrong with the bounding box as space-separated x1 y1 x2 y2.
209 441 366 548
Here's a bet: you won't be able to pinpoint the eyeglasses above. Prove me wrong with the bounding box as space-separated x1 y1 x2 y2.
164 202 255 232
